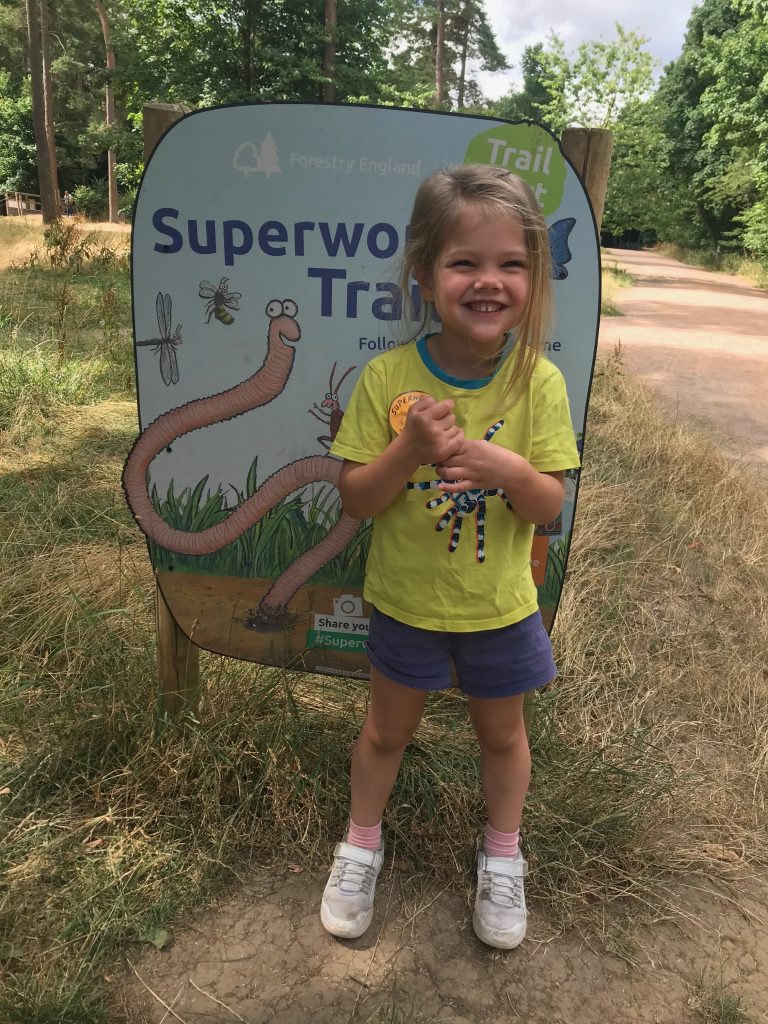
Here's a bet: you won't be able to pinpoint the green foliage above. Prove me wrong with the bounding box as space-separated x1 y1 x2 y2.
649 0 767 253
115 0 398 107
72 182 108 219
0 70 36 192
493 25 655 132
602 0 768 265
387 0 508 109
493 43 558 123
538 535 568 608
0 344 116 427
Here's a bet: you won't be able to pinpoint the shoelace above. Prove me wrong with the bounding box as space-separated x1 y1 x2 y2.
479 869 523 908
331 857 374 895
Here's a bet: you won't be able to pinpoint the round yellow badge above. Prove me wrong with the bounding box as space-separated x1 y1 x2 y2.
388 391 430 434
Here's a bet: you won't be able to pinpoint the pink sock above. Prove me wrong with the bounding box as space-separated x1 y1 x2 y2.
484 824 520 858
347 819 382 851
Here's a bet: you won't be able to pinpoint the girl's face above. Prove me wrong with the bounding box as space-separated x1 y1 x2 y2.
416 203 530 351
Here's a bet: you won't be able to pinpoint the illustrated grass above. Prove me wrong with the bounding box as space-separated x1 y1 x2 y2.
1 219 766 1021
148 463 371 586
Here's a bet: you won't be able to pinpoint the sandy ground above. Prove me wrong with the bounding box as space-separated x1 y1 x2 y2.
120 250 768 1022
122 868 768 1024
599 248 768 471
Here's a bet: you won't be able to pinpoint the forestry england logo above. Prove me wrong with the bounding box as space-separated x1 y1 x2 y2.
233 134 281 178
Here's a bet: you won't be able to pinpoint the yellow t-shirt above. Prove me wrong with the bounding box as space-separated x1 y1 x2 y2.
330 338 580 631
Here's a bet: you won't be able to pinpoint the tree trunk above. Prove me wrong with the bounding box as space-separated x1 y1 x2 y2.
323 0 337 103
241 0 254 93
457 8 470 109
95 2 118 222
25 0 57 223
39 0 59 206
435 0 445 106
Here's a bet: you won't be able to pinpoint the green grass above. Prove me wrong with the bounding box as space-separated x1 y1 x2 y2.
690 975 754 1024
655 243 768 290
148 463 371 585
1 221 768 1019
538 533 568 608
600 264 635 316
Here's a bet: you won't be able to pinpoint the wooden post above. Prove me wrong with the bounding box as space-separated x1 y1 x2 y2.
143 102 200 715
143 103 193 163
156 580 200 716
560 127 614 234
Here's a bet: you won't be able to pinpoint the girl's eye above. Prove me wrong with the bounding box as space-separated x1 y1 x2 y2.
449 260 473 267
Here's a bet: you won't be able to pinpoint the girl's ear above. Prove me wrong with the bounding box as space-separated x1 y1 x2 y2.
414 268 434 303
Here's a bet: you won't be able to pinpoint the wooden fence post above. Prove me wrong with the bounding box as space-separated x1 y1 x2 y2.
143 102 193 162
143 102 200 715
560 127 614 234
156 581 200 716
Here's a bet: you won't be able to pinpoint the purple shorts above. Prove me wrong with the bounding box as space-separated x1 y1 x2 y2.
367 608 557 699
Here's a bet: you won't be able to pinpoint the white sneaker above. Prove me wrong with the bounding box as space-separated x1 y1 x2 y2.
320 840 384 939
473 849 528 949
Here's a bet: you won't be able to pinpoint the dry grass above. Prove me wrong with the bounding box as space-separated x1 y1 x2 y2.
600 264 634 316
0 217 129 272
1 229 767 1019
557 350 768 870
655 243 768 291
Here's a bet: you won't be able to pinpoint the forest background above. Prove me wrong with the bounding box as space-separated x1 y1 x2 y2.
2 0 768 260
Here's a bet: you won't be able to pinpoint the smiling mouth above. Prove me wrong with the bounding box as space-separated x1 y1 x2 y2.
466 301 505 313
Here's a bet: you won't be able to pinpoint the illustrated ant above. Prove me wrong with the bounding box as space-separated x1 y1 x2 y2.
308 362 356 450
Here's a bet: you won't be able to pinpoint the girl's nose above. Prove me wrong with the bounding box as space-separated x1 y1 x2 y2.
474 272 501 290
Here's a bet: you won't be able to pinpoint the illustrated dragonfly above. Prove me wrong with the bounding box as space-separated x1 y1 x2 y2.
136 292 182 386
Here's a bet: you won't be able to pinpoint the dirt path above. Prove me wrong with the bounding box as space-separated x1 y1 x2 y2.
124 866 768 1024
599 248 768 470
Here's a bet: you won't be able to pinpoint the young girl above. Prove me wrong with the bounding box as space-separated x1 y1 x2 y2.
322 164 580 949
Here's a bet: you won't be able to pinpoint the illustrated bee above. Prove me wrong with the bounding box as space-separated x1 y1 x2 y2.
199 277 242 325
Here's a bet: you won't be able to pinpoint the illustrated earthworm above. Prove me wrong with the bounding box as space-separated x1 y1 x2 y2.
122 298 359 617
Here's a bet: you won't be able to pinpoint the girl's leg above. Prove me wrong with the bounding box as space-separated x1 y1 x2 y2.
321 668 427 939
468 692 530 832
468 692 530 950
350 666 428 827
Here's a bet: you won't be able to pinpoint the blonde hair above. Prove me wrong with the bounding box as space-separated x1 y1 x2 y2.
400 164 553 398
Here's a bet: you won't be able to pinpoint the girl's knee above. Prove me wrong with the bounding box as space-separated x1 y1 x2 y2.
475 718 528 757
361 717 417 755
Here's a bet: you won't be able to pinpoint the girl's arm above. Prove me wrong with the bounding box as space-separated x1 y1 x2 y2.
497 459 565 524
340 397 464 520
339 438 421 520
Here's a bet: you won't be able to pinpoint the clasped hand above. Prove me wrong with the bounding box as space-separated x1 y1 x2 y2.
401 396 465 465
403 397 519 493
436 440 516 493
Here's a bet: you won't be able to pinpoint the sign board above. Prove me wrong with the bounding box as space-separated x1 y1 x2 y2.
124 104 599 676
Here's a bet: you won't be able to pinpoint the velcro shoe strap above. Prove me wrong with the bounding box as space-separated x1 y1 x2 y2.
334 841 380 866
481 854 528 878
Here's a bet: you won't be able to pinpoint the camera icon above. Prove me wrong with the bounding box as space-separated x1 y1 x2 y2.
333 594 363 617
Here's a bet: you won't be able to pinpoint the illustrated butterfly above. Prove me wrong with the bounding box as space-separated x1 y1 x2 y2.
548 217 576 280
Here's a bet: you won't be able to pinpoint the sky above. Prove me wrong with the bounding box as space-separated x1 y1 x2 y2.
475 0 698 99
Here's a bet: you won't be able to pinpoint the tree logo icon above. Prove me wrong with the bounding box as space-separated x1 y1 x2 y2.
233 135 282 178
